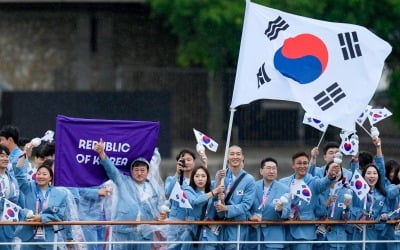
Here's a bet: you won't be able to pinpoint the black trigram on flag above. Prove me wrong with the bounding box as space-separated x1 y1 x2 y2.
338 32 362 60
314 83 346 111
257 63 271 88
264 16 289 40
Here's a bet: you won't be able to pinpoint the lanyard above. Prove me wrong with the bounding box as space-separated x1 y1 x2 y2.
363 192 375 216
35 184 51 214
258 181 273 210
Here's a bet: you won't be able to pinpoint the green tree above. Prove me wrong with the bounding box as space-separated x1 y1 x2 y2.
148 0 400 124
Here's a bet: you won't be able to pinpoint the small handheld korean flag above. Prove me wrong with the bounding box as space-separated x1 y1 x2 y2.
356 105 372 126
1 199 20 222
367 107 392 125
193 128 219 152
340 133 359 156
302 113 328 132
290 180 312 203
27 164 37 181
169 182 192 209
349 171 370 200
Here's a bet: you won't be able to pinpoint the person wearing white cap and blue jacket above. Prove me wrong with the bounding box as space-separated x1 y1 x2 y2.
93 138 166 250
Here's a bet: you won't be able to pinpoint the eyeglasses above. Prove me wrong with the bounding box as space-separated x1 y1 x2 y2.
295 161 309 166
262 166 277 171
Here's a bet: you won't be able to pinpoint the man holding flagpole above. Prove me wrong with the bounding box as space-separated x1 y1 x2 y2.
214 145 255 250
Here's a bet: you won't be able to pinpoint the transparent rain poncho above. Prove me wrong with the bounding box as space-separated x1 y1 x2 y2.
103 148 168 246
57 187 86 250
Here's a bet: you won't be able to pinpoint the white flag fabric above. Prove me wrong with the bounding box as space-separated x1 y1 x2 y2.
193 128 219 152
356 105 372 125
1 199 20 222
169 182 192 209
230 1 392 131
349 171 370 200
302 113 328 132
367 107 392 125
290 179 312 203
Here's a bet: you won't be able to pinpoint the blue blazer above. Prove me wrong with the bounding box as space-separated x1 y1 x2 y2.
14 164 68 243
316 186 351 247
218 168 256 244
249 179 290 248
279 173 332 240
219 169 256 221
183 185 217 240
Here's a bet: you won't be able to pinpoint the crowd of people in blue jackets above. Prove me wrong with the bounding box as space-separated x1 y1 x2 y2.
0 124 399 250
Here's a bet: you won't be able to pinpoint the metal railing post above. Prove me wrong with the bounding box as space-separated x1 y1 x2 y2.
108 226 113 250
237 224 241 250
362 225 366 250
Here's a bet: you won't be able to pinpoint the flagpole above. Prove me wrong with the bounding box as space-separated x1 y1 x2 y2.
217 108 235 204
316 130 326 148
222 108 236 171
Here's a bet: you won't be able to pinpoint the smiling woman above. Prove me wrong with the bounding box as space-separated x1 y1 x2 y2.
182 165 224 250
14 156 70 250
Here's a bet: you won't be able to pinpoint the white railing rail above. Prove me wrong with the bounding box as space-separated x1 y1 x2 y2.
2 220 398 249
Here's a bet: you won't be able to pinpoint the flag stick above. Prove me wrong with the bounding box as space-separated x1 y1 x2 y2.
217 108 236 204
357 123 371 137
222 108 236 171
316 130 326 148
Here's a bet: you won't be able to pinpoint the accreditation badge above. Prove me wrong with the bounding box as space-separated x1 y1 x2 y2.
34 226 45 240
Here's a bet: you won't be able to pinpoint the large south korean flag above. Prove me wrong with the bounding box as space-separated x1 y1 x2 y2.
231 1 392 131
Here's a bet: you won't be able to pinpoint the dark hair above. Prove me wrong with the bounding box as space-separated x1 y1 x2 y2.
362 163 386 197
175 149 196 161
18 137 31 148
189 165 211 193
323 141 339 155
37 159 54 182
358 151 374 170
0 145 10 155
0 125 19 144
292 151 309 163
260 157 278 169
386 159 400 184
324 161 344 181
34 142 55 158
